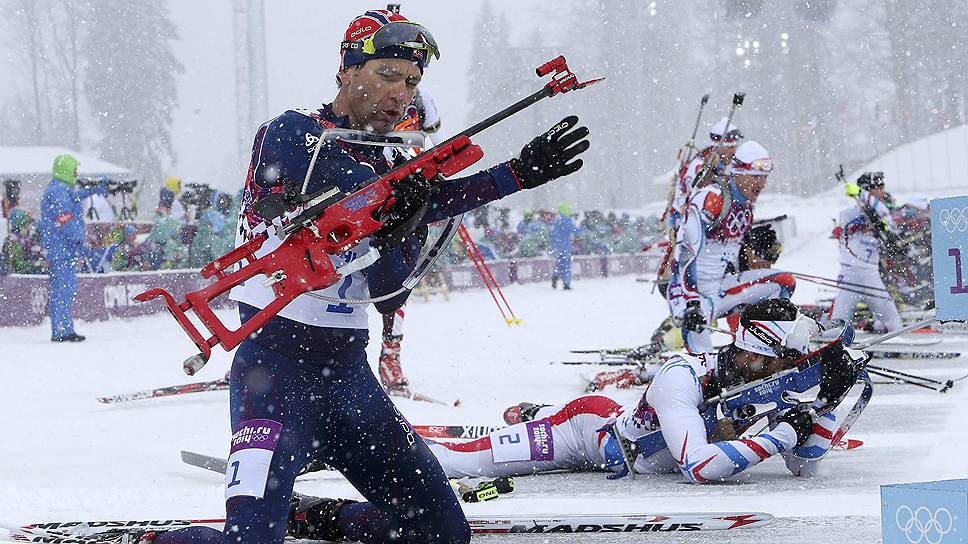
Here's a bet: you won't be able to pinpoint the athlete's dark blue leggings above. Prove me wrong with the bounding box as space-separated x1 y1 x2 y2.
157 305 469 544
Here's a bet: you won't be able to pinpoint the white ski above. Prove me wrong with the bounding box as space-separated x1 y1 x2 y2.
4 511 773 541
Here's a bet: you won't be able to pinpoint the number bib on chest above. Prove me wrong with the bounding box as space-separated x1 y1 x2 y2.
490 420 555 463
225 419 283 500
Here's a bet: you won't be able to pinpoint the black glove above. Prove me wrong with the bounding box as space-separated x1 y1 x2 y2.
816 342 862 405
372 174 432 253
681 300 705 332
509 116 590 189
777 409 813 447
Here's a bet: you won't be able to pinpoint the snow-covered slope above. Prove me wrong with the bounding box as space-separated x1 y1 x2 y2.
2 189 966 543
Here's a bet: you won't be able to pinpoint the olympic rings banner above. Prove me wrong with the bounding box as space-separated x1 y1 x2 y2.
931 196 968 321
882 479 967 544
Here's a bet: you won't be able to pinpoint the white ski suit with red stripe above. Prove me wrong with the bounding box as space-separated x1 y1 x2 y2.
829 190 902 332
666 182 795 353
429 353 840 481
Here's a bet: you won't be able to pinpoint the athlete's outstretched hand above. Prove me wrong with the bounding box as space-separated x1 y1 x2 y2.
510 116 590 189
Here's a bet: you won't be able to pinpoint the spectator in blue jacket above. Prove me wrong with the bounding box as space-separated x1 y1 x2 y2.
550 202 579 290
38 154 104 342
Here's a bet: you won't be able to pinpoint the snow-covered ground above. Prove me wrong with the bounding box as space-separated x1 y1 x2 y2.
2 189 967 543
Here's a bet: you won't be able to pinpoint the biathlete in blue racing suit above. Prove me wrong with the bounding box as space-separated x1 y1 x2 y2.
153 9 590 544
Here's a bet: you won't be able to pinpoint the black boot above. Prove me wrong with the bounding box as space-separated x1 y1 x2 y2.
52 333 86 342
288 494 358 541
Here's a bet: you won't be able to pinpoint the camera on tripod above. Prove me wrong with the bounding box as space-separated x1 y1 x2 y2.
77 177 104 190
107 179 138 195
180 183 214 210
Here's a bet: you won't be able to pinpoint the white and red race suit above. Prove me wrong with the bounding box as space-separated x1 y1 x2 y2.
666 181 796 352
829 190 902 331
429 353 840 482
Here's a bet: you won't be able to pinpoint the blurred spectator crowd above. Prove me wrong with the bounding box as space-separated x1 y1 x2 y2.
438 205 662 264
1 176 241 275
2 180 662 276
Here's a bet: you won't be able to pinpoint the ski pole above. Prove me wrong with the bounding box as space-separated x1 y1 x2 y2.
866 368 951 393
457 227 509 324
789 271 892 293
458 225 519 325
680 93 711 164
866 363 953 390
456 224 520 325
458 223 521 324
702 324 735 337
854 318 937 350
868 365 945 385
792 274 896 301
692 92 745 189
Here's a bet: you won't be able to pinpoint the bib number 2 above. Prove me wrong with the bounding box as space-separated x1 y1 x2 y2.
490 420 555 463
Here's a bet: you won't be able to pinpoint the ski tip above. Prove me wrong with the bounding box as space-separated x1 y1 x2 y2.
716 512 774 529
834 438 864 450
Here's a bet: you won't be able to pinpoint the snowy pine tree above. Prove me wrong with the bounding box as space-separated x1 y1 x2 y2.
85 0 183 192
1 0 90 148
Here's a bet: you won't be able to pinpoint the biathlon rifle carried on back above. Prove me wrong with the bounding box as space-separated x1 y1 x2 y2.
654 93 745 290
835 164 918 285
136 56 603 375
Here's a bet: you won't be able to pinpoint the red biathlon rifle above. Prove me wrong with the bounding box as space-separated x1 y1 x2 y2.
136 56 603 376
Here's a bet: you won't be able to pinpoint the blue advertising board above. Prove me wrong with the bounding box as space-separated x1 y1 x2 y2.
931 196 968 321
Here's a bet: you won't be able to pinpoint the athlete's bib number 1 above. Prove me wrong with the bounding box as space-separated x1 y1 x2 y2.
949 248 968 294
326 251 356 314
225 419 283 500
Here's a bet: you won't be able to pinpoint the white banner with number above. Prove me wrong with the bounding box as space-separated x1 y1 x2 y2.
931 196 968 321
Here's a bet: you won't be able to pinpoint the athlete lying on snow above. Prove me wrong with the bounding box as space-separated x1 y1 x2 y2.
430 299 865 482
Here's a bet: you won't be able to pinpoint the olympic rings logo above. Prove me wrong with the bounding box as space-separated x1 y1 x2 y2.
895 505 954 544
724 209 752 237
938 207 968 234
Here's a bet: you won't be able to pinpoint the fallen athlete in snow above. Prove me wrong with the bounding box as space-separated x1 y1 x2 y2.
430 298 867 483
